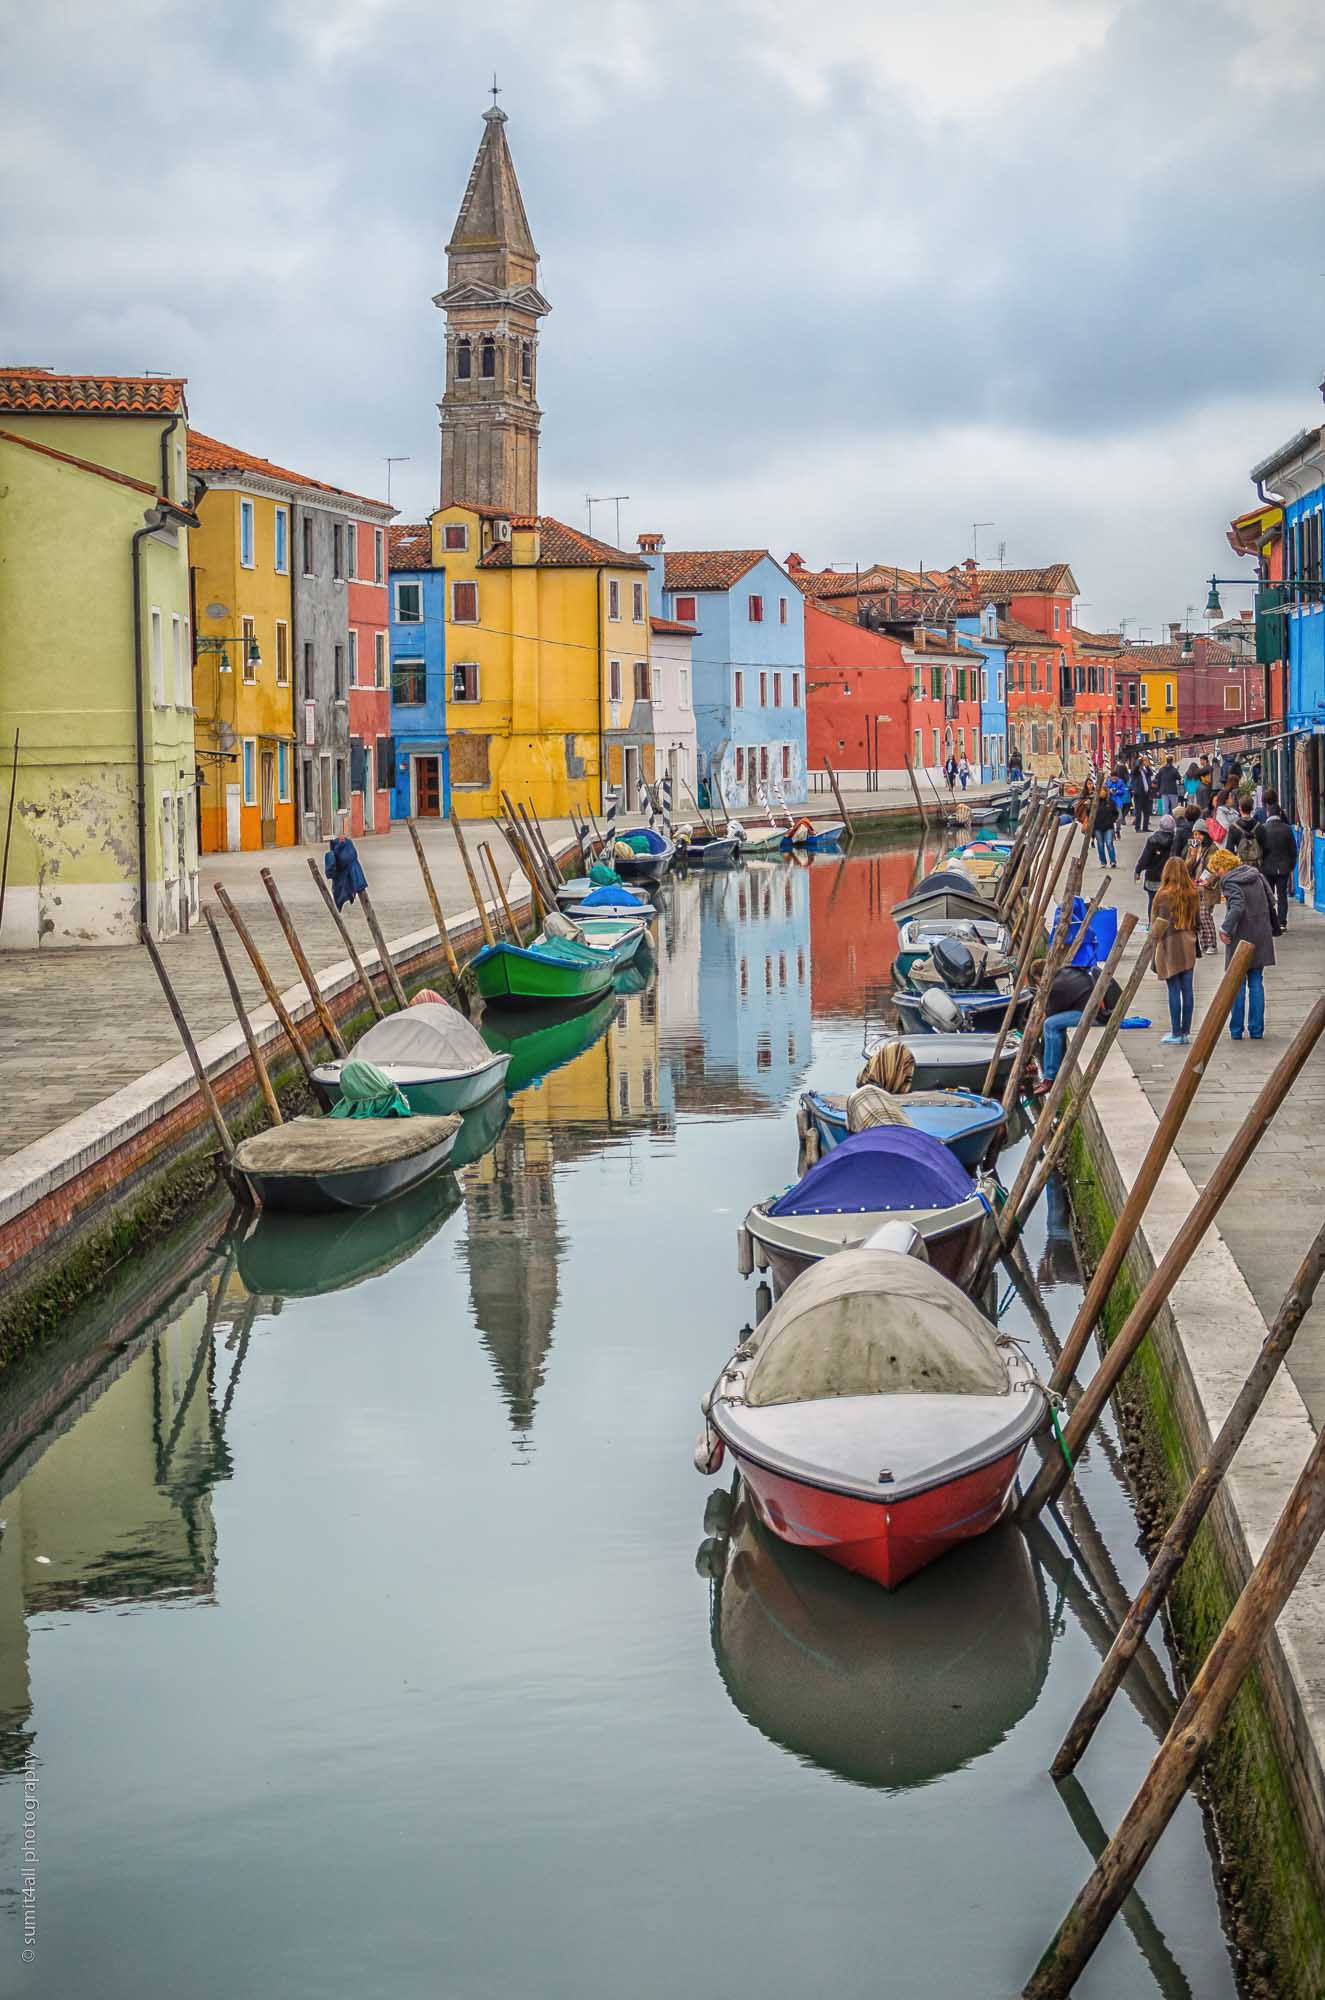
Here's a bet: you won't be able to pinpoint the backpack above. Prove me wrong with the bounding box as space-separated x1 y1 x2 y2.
1234 822 1263 868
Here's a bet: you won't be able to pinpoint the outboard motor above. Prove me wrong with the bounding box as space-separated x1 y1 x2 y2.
931 936 978 991
919 989 964 1033
861 1219 930 1262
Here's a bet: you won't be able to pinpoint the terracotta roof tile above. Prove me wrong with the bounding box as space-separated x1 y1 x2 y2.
663 550 767 592
996 615 1055 648
946 562 1078 601
0 426 158 496
1071 625 1122 651
649 614 697 636
188 430 390 511
0 369 186 415
1124 640 1236 667
479 515 647 570
388 523 434 571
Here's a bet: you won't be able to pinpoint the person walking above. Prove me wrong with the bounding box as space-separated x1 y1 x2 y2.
958 752 971 792
1092 787 1119 865
1220 852 1277 1041
1152 855 1198 1046
944 753 958 795
1259 793 1298 934
1183 758 1202 802
1130 758 1153 832
1008 744 1023 780
1173 802 1200 859
1155 755 1181 809
1229 793 1264 869
1134 812 1176 919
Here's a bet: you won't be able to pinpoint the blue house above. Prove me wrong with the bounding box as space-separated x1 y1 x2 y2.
955 605 1008 782
387 524 449 821
639 544 807 809
1250 422 1325 904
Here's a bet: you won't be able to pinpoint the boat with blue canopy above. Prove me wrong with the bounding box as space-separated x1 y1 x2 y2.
800 1086 1007 1170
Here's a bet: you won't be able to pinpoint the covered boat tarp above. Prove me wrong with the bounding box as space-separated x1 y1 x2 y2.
352 1001 493 1071
588 861 624 886
909 867 980 898
329 1059 411 1119
768 1127 974 1219
743 1248 1006 1407
235 1113 461 1175
615 827 670 856
579 882 647 910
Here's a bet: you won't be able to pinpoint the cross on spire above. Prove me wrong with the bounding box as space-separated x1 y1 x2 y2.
490 72 501 109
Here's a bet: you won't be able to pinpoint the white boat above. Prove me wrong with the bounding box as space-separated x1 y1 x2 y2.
311 1001 511 1118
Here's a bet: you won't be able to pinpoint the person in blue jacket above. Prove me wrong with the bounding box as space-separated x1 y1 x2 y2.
325 834 368 911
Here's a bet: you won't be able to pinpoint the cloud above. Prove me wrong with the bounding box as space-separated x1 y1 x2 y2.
2 0 1322 627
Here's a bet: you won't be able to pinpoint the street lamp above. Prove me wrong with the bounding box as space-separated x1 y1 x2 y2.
197 633 262 672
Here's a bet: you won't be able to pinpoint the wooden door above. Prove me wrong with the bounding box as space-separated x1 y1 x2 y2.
260 751 276 847
415 756 441 817
449 732 491 792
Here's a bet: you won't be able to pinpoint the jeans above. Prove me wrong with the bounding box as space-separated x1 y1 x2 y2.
1095 830 1116 865
1042 1009 1084 1081
1268 873 1291 930
1230 966 1265 1040
1166 967 1194 1036
1134 800 1151 831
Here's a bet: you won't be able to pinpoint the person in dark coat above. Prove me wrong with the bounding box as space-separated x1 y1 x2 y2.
1033 961 1124 1091
1134 815 1176 917
1220 861 1276 1040
325 834 368 911
1155 756 1181 806
1092 789 1119 865
1129 759 1153 832
1229 799 1264 870
1172 804 1199 859
1008 745 1024 779
1258 794 1298 934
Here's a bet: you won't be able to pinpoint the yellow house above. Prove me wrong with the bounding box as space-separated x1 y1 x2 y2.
434 503 652 818
0 371 199 947
1129 644 1182 746
188 432 298 851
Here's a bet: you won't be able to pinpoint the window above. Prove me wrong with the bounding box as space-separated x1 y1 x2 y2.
346 523 357 579
242 738 257 806
302 759 312 810
734 670 744 708
375 632 387 688
1065 605 1072 629
674 595 697 623
632 582 644 622
996 670 1004 702
791 674 801 709
651 666 662 703
748 594 764 622
1165 681 1175 710
773 673 782 706
171 614 188 705
1128 682 1137 709
735 748 745 782
956 667 967 701
336 759 346 811
393 658 426 705
1140 683 1149 709
456 338 471 381
303 642 314 701
779 596 788 625
302 515 315 576
1053 606 1061 631
375 736 392 790
348 631 358 686
277 741 291 804
759 672 768 706
452 580 479 623
931 729 940 764
609 659 622 702
241 615 257 685
396 581 422 623
274 508 289 574
781 743 791 779
930 665 942 700
443 523 469 552
759 746 769 781
1030 661 1039 691
481 338 496 378
608 580 621 621
333 523 344 580
1116 682 1124 707
521 340 532 385
374 529 384 584
1224 684 1243 712
275 620 289 687
149 608 164 703
453 661 480 702
634 661 649 701
240 500 255 568
914 729 922 768
679 668 689 708
334 642 344 699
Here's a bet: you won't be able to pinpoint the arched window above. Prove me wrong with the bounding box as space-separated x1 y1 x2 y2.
480 338 496 379
521 340 532 385
455 338 471 381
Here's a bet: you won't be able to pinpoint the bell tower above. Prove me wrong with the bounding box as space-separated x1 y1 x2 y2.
435 100 550 515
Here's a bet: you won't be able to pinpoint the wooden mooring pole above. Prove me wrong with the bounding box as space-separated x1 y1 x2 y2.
822 759 855 843
305 858 386 1020
1021 991 1325 1523
213 883 318 1088
358 888 410 1011
203 905 282 1127
139 924 236 1164
1052 1208 1325 1780
406 822 466 992
260 868 347 1057
1000 854 1104 1117
1023 1405 1325 1997
450 811 496 947
903 755 929 833
979 819 1062 1098
481 842 522 943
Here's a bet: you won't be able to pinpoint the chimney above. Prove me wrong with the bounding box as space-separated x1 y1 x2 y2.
913 626 927 649
637 532 663 553
963 557 978 574
1168 622 1183 644
785 552 805 572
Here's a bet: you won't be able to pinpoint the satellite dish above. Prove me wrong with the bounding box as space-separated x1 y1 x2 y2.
205 601 230 621
217 723 236 754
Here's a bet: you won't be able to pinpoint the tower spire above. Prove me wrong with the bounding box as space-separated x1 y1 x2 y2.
434 103 550 514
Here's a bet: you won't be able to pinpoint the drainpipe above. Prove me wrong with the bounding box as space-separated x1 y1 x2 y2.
597 569 605 812
132 508 168 932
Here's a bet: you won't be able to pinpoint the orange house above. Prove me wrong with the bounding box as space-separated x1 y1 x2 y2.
802 599 911 783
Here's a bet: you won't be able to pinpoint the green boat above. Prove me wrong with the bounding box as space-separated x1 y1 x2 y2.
470 931 624 1007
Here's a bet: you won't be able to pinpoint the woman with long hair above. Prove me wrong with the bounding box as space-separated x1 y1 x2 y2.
1153 855 1199 1045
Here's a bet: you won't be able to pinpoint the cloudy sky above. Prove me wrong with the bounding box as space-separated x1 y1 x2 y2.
4 0 1323 631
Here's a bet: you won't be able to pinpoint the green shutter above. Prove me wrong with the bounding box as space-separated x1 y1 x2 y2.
1256 585 1285 665
930 665 942 700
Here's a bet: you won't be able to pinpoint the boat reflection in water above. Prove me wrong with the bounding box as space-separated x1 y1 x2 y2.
700 1488 1050 1790
481 990 618 1094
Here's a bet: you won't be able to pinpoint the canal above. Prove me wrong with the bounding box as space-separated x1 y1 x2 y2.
0 840 1239 1998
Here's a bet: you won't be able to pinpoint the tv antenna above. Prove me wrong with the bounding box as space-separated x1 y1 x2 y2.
587 493 629 546
972 521 993 562
384 457 411 505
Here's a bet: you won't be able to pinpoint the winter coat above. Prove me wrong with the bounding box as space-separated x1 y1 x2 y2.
1108 778 1130 812
325 836 368 911
1230 814 1264 867
1135 828 1175 888
1046 965 1120 1021
1220 864 1277 970
1092 795 1119 834
1172 818 1195 859
1130 766 1152 802
1195 781 1213 810
1151 886 1197 979
1260 813 1298 879
1155 763 1181 800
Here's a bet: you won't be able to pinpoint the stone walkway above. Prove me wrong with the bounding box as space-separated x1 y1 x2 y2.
0 820 575 1162
1080 823 1325 1429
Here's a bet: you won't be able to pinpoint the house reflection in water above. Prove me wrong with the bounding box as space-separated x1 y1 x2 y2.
0 1268 244 1768
806 844 922 1022
673 866 812 1113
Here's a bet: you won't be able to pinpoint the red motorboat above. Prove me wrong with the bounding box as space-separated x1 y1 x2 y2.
697 1233 1046 1589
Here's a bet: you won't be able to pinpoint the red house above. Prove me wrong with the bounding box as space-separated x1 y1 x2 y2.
802 599 911 784
347 517 392 836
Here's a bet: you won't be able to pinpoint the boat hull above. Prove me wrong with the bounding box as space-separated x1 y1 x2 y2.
747 1201 988 1297
611 841 675 881
241 1132 459 1214
310 1053 510 1118
729 1443 1026 1589
470 945 617 1006
675 835 739 866
892 888 993 926
780 823 843 852
892 989 1029 1034
803 1090 1006 1170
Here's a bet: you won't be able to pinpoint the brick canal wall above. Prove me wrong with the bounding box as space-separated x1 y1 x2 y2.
1071 1046 1325 1996
0 886 534 1364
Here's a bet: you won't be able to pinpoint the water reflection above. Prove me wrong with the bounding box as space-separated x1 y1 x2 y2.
703 1488 1051 1790
234 1171 466 1300
676 865 813 1111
